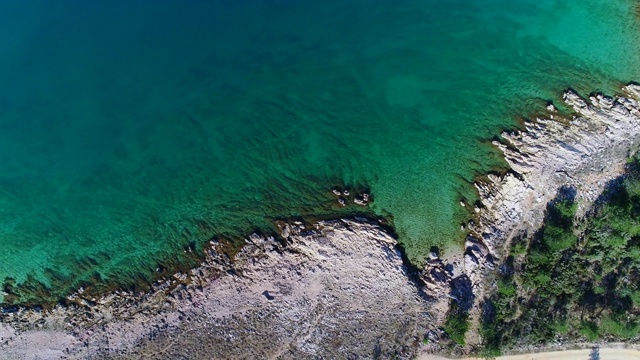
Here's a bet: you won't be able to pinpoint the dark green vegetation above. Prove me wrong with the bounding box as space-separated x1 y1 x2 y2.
443 275 475 347
444 301 471 346
481 155 640 355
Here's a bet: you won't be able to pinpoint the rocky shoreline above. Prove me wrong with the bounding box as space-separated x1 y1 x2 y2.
3 84 640 359
1 219 440 359
463 83 640 349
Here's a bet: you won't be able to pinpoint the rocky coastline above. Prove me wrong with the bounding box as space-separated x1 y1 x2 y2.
1 219 439 359
3 84 640 359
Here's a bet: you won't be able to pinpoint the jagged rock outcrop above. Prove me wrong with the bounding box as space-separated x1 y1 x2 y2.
425 84 640 348
475 84 640 256
0 220 438 359
455 84 640 347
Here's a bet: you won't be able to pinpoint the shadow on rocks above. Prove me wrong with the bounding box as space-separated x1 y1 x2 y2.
450 275 474 312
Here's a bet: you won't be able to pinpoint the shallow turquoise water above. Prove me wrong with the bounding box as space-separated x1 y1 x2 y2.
1 1 639 305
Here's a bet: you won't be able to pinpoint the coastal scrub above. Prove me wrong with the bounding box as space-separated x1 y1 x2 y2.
481 154 640 353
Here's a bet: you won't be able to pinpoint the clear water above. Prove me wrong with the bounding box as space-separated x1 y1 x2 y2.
1 0 639 305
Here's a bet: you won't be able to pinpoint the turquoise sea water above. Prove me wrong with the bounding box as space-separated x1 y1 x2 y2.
1 1 640 305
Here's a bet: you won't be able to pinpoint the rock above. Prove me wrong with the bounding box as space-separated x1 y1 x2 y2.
354 193 371 206
475 85 640 254
281 223 291 238
455 84 640 344
0 220 437 360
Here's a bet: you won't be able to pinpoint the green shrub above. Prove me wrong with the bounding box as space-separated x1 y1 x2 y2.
481 153 640 355
480 346 501 359
532 273 552 287
579 321 599 342
444 302 469 346
554 321 570 335
497 278 517 297
542 224 576 252
600 316 638 339
510 241 527 256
